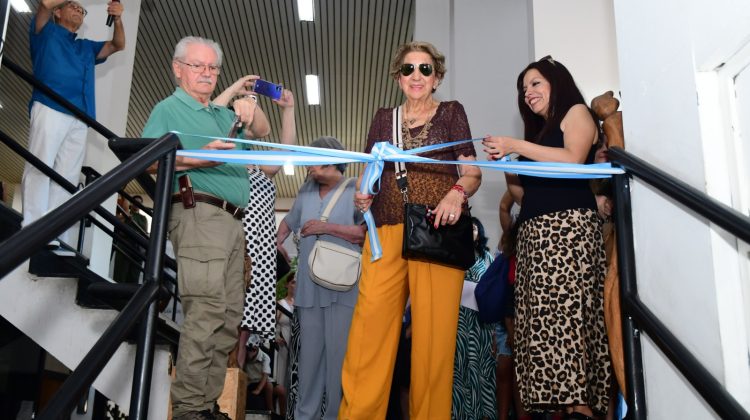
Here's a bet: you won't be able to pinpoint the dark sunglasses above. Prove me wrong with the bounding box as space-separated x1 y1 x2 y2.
400 63 433 77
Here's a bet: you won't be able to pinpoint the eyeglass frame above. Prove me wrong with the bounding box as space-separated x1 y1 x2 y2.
539 55 556 65
61 1 88 16
399 63 434 77
175 60 222 75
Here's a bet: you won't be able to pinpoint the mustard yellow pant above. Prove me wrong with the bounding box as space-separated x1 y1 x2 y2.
339 224 464 420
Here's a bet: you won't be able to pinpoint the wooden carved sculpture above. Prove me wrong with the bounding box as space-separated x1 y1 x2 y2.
590 90 627 399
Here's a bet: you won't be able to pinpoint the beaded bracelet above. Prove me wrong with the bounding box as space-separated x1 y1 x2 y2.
451 184 468 203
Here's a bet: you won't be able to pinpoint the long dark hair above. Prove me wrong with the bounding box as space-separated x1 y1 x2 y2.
516 56 595 143
472 217 489 255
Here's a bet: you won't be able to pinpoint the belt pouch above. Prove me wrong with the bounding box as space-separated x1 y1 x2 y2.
178 174 195 209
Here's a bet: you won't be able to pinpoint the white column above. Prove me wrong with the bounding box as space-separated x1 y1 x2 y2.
415 0 533 249
77 0 142 278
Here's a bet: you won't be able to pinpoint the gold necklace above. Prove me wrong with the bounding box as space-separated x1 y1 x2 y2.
402 103 437 149
402 119 432 149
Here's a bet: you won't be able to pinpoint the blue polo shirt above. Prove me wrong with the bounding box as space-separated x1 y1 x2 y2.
29 18 106 118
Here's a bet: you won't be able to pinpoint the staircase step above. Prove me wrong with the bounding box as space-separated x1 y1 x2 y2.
83 280 181 347
28 248 89 277
0 265 174 419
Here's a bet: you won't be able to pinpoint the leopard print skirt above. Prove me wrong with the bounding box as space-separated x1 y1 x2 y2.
514 208 611 414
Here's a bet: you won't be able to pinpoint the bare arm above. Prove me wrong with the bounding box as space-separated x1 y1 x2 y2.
245 105 270 138
261 89 296 177
213 75 271 138
96 2 126 59
482 104 598 164
504 173 523 205
35 0 66 33
432 154 482 228
252 373 268 395
353 173 373 213
300 220 367 246
276 220 292 262
455 154 482 196
214 75 259 106
433 102 482 223
499 189 515 233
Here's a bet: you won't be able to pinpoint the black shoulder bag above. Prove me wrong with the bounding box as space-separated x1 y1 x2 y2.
393 106 475 271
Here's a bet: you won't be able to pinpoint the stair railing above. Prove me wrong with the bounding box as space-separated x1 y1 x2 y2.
1 56 158 194
0 129 178 275
609 146 750 420
0 132 179 420
80 164 180 316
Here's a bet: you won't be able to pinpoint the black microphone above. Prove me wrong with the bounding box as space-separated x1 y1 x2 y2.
106 0 120 27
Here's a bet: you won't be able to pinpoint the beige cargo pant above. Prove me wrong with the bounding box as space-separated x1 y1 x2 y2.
169 202 246 416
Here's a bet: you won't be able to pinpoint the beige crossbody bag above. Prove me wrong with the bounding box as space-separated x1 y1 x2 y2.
308 178 362 291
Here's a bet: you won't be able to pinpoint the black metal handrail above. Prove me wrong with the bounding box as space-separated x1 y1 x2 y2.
129 145 176 418
609 147 750 244
1 56 158 196
0 129 111 237
0 132 178 277
0 129 177 275
83 166 154 218
609 146 750 420
1 56 180 419
38 282 159 418
0 132 180 420
1 57 117 139
81 163 179 283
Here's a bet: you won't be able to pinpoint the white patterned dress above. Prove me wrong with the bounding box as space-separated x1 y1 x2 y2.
241 167 277 339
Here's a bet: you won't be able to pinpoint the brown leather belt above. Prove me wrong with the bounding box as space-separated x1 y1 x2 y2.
171 193 246 220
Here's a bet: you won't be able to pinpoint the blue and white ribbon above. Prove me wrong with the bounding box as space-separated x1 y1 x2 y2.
173 131 624 261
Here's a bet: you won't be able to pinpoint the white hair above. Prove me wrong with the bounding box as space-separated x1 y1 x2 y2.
172 36 223 66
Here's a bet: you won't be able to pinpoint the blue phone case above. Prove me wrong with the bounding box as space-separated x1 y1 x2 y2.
253 79 283 100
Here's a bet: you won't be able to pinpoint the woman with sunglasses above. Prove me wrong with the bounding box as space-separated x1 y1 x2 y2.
482 57 610 420
340 41 481 420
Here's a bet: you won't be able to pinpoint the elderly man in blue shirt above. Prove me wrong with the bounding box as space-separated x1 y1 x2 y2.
22 0 125 250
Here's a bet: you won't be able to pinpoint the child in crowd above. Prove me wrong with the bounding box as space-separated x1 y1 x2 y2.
244 334 274 413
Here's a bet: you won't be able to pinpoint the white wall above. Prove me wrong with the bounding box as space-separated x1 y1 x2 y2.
414 0 750 417
614 0 750 416
414 0 620 247
532 0 620 104
415 0 533 248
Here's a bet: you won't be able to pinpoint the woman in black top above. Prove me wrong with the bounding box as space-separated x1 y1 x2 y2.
482 56 610 420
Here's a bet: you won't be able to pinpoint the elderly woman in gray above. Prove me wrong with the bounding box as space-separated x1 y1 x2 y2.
276 136 366 419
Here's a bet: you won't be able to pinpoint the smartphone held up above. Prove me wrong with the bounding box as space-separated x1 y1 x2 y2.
253 79 283 101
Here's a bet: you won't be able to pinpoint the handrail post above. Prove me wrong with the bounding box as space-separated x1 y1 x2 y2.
78 170 98 253
612 173 647 419
129 147 176 419
76 183 87 253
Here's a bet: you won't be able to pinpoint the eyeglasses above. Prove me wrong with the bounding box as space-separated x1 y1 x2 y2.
400 63 433 77
176 60 221 75
539 55 556 65
64 1 88 16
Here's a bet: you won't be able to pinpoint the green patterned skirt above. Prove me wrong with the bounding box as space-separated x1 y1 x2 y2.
452 307 497 420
